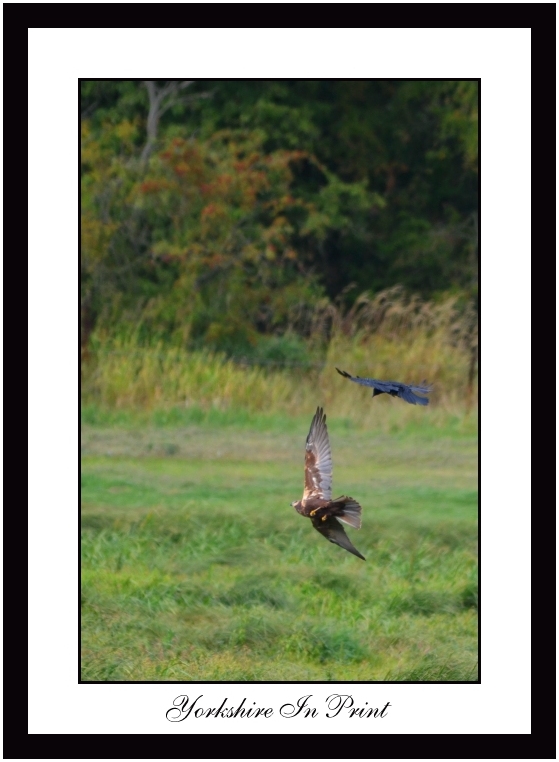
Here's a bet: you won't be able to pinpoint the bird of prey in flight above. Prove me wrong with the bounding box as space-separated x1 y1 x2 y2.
336 367 433 406
291 407 365 561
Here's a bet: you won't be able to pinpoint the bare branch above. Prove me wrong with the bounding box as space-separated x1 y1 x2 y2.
141 81 211 163
176 80 194 91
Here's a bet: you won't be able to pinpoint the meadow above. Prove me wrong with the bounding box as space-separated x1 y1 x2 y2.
81 403 478 682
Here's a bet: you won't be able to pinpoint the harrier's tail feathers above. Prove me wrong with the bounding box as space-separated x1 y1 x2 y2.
332 496 362 529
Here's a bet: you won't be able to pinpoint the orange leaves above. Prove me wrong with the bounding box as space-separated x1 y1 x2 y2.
214 173 234 192
264 192 310 219
207 253 226 269
150 242 190 263
154 133 307 231
140 179 170 194
201 202 226 219
160 140 205 184
82 122 325 348
200 201 229 243
173 163 188 177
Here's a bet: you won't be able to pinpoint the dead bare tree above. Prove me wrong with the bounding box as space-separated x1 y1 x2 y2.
141 80 211 163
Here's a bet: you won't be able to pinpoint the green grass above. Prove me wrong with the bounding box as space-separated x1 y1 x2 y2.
81 411 478 681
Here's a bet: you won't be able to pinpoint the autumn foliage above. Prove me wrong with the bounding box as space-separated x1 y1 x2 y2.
83 119 384 356
81 81 478 382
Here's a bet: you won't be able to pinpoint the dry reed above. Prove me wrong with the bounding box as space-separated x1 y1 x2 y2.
82 289 478 431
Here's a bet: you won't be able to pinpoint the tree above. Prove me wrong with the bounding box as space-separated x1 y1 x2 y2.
81 79 478 350
141 80 211 162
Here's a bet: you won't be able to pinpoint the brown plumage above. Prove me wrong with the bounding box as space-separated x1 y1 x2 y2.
291 407 365 561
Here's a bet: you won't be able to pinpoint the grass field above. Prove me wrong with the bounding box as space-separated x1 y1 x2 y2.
81 406 478 681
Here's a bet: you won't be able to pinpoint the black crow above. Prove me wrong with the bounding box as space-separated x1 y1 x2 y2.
336 368 432 406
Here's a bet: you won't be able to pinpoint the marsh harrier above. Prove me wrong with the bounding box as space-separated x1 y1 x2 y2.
336 367 433 406
291 407 365 561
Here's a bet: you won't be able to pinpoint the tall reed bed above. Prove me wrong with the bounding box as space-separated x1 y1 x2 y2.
82 289 477 430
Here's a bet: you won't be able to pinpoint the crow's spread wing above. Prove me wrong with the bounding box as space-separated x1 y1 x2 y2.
304 407 332 500
396 384 431 405
336 367 381 389
311 515 365 560
407 382 433 394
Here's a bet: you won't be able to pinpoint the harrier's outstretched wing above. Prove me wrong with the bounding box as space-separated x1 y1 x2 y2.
336 367 432 406
303 407 332 500
311 515 365 561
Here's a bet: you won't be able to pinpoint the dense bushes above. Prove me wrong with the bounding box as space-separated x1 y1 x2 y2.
81 80 478 360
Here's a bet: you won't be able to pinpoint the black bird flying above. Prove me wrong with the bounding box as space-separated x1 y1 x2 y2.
336 367 432 406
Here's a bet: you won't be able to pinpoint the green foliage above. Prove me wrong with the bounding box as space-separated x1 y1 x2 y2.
81 416 478 681
82 123 382 350
246 332 310 366
81 80 478 353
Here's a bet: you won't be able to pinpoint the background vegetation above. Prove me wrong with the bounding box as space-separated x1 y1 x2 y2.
81 80 478 681
81 79 478 358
